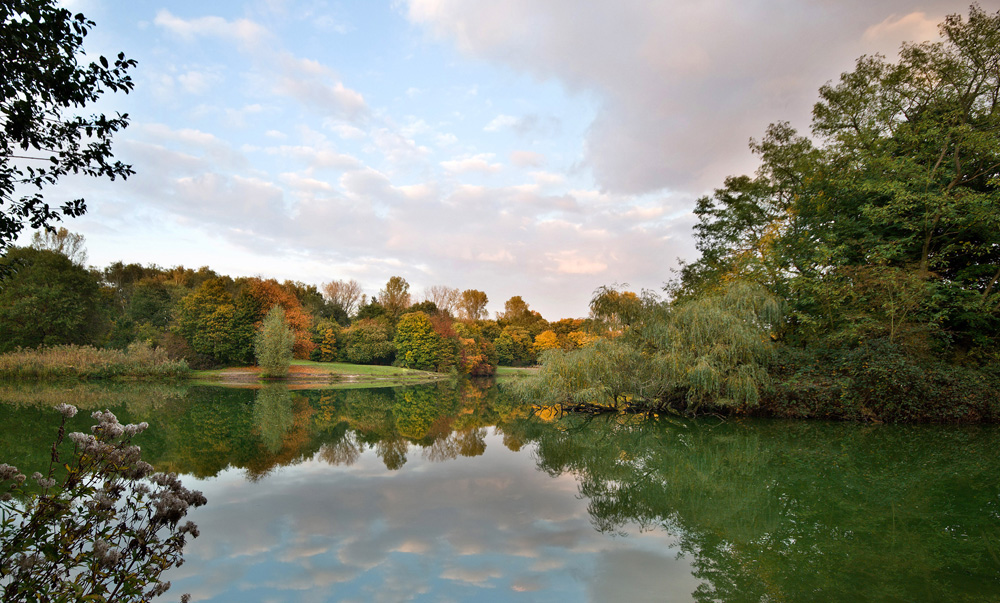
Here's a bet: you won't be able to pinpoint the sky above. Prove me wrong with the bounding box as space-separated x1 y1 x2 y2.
30 0 983 319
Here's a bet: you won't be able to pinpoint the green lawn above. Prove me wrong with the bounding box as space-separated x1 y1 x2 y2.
190 360 449 388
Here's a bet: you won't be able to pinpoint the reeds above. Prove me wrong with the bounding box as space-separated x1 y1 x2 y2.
0 343 189 381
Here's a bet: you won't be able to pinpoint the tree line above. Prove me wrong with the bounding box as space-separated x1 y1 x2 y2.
0 229 599 375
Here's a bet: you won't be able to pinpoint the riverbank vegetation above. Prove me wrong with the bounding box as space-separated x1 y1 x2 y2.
0 343 189 381
520 6 1000 422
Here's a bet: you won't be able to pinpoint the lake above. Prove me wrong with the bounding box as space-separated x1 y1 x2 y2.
1 380 998 601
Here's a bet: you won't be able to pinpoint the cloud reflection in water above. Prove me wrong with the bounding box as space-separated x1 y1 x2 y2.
167 428 700 602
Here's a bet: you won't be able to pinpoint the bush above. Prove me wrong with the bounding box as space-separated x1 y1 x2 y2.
760 343 1000 422
843 340 1000 422
0 405 205 601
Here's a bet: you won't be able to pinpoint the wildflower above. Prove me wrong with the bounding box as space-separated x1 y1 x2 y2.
0 463 19 481
123 422 148 437
54 403 78 418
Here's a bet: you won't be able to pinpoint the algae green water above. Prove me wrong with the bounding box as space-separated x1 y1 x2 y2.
2 381 998 601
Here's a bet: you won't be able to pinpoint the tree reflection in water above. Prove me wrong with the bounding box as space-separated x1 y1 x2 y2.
2 382 998 601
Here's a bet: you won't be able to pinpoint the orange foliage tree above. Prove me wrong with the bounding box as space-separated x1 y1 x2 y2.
241 278 315 359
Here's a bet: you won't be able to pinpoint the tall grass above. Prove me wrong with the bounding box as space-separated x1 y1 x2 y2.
0 343 189 381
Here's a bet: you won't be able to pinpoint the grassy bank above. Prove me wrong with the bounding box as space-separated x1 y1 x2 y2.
190 359 449 388
0 343 189 381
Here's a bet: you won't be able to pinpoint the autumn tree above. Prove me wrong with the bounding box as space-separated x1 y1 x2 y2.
241 278 314 358
322 278 364 317
1 1 137 252
457 289 489 321
29 228 87 266
378 276 411 322
532 330 561 355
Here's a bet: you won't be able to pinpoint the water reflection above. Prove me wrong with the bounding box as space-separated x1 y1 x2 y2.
1 381 998 601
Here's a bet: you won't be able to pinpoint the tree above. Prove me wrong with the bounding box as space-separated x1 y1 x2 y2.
29 227 86 265
342 319 395 365
457 289 489 321
377 276 411 322
494 326 534 366
680 6 1000 356
497 295 548 336
393 311 450 371
532 330 561 355
321 278 364 317
521 281 780 415
240 278 315 359
424 285 460 316
254 305 294 378
1 1 137 252
0 247 103 352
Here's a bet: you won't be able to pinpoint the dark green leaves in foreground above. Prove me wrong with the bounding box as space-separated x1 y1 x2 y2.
1 1 136 252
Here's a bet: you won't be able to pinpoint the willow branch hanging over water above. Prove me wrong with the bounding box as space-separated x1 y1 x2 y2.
515 281 781 416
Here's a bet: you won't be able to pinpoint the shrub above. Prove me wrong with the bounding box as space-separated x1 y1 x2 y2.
0 405 205 601
843 340 1000 422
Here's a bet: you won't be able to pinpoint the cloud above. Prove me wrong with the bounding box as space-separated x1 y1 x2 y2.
484 113 560 138
440 153 504 174
154 11 369 121
510 150 546 168
863 12 941 47
404 0 957 195
273 53 368 119
154 10 269 48
484 114 518 132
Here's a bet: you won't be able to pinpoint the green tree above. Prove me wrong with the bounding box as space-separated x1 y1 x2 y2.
393 311 449 371
173 278 255 365
342 319 395 365
522 281 780 415
0 247 103 352
494 326 534 366
254 306 294 378
680 6 1000 357
1 1 137 252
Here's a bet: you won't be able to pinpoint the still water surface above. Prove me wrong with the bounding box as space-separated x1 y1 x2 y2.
1 380 998 601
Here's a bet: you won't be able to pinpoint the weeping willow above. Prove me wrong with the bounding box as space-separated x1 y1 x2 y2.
517 281 781 415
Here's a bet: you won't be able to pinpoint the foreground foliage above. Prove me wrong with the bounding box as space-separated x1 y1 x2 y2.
0 404 204 602
0 0 136 252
